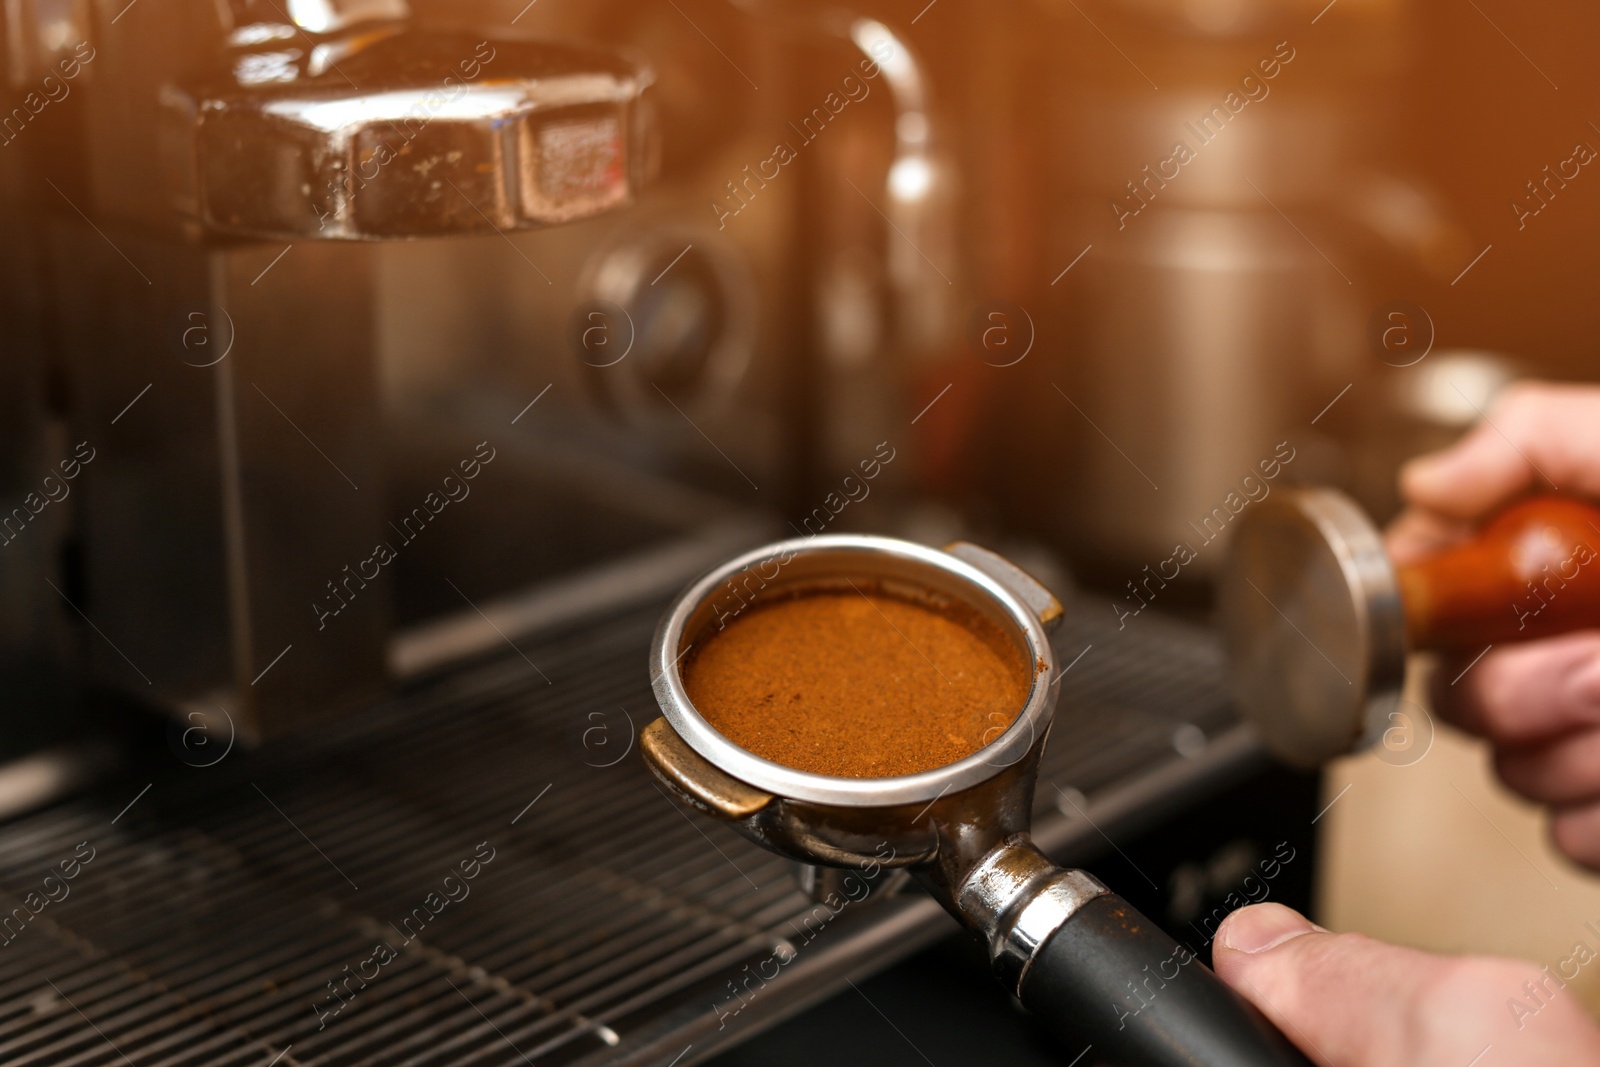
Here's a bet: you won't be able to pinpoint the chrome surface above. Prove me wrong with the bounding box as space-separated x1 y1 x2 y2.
217 0 410 41
13 3 659 740
1218 487 1409 768
846 17 950 354
649 535 1057 808
955 838 1060 935
169 31 653 239
578 226 756 424
50 233 392 741
944 541 1067 631
2 0 91 87
1004 870 1111 993
723 5 953 354
956 840 1109 995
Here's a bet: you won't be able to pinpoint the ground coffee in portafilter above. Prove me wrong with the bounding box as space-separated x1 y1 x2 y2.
682 588 1033 778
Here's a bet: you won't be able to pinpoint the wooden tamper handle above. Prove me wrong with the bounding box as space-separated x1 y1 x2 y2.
1398 496 1600 650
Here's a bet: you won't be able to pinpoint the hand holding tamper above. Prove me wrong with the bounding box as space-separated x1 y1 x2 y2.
1219 489 1600 768
643 535 1312 1067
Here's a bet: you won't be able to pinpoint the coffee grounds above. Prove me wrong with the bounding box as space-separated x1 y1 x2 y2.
682 588 1032 778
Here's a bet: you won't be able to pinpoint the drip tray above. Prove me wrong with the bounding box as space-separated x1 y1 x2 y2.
0 595 1265 1067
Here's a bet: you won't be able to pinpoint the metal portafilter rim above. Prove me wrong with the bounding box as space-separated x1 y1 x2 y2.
647 533 1058 808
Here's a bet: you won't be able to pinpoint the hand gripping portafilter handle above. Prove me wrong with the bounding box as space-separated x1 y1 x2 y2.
1398 495 1600 649
1019 893 1311 1067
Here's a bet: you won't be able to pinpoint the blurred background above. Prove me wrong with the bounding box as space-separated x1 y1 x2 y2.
1 0 1598 1062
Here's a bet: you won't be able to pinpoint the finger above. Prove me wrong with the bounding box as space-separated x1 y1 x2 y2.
1496 729 1600 807
1551 801 1600 872
1429 631 1600 743
1399 381 1600 520
1214 903 1600 1067
1383 507 1473 566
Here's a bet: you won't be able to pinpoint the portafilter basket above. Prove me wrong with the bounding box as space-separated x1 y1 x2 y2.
643 535 1310 1067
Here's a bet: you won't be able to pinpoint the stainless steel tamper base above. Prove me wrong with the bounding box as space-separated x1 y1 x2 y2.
1218 488 1409 769
643 535 1312 1066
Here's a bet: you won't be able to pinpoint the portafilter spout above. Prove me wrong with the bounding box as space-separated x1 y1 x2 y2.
642 534 1311 1067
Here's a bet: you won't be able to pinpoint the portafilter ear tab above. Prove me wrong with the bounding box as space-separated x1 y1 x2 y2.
647 534 1314 1067
640 717 772 821
1220 487 1600 769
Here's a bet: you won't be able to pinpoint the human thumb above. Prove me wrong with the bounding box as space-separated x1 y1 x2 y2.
1213 903 1600 1067
1397 421 1520 519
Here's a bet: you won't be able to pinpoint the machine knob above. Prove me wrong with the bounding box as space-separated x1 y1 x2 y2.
165 28 653 239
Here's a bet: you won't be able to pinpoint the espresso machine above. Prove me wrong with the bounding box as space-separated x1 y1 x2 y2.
0 0 799 747
0 2 1322 1064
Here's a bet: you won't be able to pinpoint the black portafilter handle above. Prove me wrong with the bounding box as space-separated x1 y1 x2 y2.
1019 894 1313 1067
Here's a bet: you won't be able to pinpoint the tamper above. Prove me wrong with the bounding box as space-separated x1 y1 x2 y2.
642 535 1311 1067
1219 489 1600 767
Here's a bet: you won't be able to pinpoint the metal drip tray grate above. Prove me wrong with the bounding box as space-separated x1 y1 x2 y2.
0 596 1258 1067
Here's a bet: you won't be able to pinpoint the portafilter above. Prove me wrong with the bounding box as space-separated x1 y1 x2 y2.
1220 488 1600 768
643 535 1310 1067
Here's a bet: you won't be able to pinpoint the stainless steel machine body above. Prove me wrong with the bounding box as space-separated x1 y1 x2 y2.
2 0 663 742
